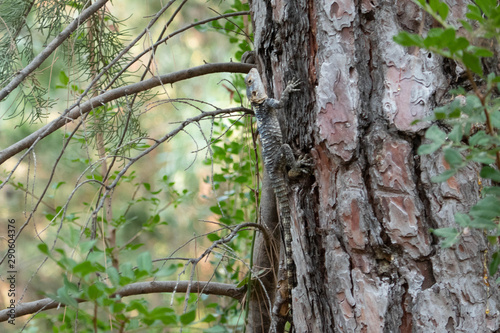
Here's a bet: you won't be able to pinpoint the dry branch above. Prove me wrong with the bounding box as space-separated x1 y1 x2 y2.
0 62 255 165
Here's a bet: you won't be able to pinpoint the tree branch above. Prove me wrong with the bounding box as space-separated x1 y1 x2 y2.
0 62 255 165
0 281 245 322
0 0 110 101
104 11 250 91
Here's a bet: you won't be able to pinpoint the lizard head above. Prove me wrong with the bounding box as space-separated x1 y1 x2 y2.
245 68 268 104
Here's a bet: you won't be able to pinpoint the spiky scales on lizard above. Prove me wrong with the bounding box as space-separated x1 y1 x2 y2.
244 68 311 313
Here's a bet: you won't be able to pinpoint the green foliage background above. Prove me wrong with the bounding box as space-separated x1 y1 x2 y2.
0 0 255 331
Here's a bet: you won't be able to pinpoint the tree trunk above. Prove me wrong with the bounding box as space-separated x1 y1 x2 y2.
247 0 500 332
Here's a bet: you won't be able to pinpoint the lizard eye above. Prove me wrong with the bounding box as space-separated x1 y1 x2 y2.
248 79 252 84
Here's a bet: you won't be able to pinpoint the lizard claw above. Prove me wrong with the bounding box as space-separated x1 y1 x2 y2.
288 155 313 178
285 78 300 93
296 155 314 169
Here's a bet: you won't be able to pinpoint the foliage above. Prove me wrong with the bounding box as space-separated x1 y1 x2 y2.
196 0 251 63
394 0 500 275
0 0 255 331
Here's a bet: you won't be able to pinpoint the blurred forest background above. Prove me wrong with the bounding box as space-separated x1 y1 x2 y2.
0 0 255 331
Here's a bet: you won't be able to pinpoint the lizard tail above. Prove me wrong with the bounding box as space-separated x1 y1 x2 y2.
273 180 294 305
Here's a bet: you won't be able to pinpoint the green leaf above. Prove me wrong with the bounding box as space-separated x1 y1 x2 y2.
237 276 249 288
460 20 473 32
59 71 69 86
425 125 447 143
483 186 500 196
79 240 97 254
120 262 135 282
418 143 441 155
470 196 500 220
234 175 248 184
219 216 232 224
480 166 500 182
180 310 196 325
424 28 445 48
111 302 126 313
449 37 469 54
475 0 496 14
489 251 500 275
469 131 490 147
393 32 424 47
202 314 217 323
441 28 456 47
209 205 223 215
466 4 485 23
149 306 176 324
38 243 50 255
443 148 463 167
154 264 178 277
488 235 498 245
429 0 440 12
106 266 120 286
490 110 500 129
455 213 471 227
158 314 177 325
434 110 447 120
438 2 449 20
418 125 447 155
137 251 152 273
449 108 462 119
63 275 80 293
448 125 463 143
213 174 226 182
204 327 230 333
472 47 493 58
472 153 496 164
468 217 498 229
489 74 500 83
87 284 104 300
52 181 66 190
73 261 99 277
462 52 483 75
57 256 77 271
207 233 220 242
56 286 79 308
431 227 458 238
68 226 80 248
431 228 460 247
431 169 456 182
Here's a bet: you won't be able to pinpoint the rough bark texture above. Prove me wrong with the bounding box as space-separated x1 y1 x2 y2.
248 0 500 332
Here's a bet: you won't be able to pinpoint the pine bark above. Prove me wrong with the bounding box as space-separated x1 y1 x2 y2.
247 0 500 332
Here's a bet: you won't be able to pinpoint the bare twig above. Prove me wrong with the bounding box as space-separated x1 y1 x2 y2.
175 222 272 313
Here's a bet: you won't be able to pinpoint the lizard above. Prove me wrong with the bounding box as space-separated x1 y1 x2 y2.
244 68 310 313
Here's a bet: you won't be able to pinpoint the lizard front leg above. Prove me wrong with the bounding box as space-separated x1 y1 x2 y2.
278 144 313 178
265 78 301 109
